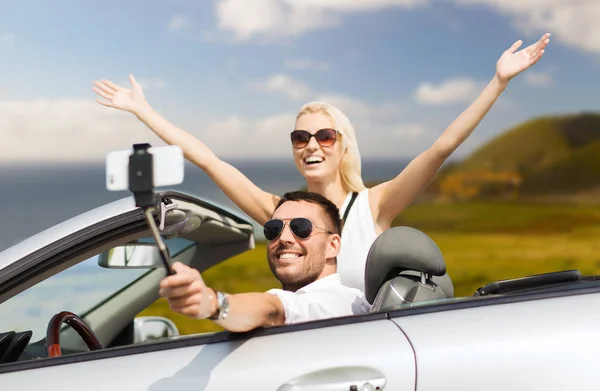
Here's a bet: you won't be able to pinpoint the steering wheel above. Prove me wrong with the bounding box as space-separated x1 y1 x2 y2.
46 311 104 358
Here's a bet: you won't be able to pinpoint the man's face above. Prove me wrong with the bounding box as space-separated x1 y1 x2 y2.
266 200 340 291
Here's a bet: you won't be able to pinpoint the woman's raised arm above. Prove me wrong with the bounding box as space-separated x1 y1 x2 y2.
93 75 280 224
370 33 551 230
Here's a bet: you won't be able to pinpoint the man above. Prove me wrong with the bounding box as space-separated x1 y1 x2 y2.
159 191 371 332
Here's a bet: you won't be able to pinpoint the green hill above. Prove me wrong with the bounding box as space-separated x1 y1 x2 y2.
427 112 600 200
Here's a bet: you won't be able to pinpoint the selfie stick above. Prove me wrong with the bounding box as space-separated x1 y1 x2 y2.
128 143 175 276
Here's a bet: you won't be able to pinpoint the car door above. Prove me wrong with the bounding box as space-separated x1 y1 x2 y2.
1 314 415 391
389 290 600 391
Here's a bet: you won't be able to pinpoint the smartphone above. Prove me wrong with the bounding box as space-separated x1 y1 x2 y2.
106 145 185 191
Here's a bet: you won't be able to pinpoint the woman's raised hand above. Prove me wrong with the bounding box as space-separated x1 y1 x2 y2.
93 74 148 116
495 32 551 87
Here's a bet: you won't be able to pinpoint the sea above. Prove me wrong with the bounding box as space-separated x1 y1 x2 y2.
0 159 409 252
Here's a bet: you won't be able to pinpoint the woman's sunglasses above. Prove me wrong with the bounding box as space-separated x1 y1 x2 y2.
290 128 338 149
263 217 333 241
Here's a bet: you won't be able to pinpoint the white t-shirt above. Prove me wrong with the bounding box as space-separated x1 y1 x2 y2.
266 273 371 324
336 189 379 292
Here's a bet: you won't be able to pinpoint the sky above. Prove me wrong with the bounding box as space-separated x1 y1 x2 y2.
1 0 600 163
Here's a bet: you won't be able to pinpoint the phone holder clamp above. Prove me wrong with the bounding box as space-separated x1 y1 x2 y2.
127 143 174 275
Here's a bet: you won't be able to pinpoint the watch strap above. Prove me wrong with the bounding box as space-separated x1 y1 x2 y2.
208 290 229 320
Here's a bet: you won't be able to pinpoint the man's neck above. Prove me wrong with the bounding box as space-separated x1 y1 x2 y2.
283 267 336 292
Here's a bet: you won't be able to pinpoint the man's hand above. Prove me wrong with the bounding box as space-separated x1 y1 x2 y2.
158 262 216 319
160 263 285 332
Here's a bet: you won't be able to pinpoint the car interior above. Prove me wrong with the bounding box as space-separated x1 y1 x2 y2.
0 194 255 365
363 225 595 312
365 226 454 312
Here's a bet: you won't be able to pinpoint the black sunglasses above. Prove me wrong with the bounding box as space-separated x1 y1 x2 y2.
290 128 338 149
264 217 334 241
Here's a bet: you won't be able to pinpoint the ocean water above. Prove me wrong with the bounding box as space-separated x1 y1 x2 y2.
0 159 408 252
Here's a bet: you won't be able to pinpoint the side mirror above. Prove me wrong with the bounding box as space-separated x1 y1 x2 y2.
133 316 179 343
98 243 166 269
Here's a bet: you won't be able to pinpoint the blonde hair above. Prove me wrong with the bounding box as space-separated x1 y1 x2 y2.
296 101 366 193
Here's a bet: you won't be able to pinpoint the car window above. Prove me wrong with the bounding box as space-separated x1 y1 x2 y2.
136 236 194 254
0 236 194 342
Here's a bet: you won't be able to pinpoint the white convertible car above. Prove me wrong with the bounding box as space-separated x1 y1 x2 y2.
0 191 598 390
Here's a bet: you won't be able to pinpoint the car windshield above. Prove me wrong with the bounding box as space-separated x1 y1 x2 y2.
0 236 194 341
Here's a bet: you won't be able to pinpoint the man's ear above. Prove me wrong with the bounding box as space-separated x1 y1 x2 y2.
326 233 342 259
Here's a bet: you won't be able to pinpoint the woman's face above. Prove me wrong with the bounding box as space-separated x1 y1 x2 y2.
292 112 343 182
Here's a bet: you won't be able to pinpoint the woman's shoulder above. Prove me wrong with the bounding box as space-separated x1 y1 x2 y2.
356 187 371 202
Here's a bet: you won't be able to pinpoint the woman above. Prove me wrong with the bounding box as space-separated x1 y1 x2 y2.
93 33 550 292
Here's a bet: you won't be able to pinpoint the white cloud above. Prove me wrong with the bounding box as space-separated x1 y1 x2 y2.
415 77 480 105
202 113 297 157
251 74 386 117
0 33 15 46
298 0 427 11
0 99 164 163
349 119 431 157
210 116 246 135
451 0 600 54
392 123 425 139
203 114 427 158
525 71 554 87
167 15 189 31
285 58 331 71
138 77 167 90
314 93 374 118
215 0 427 41
255 113 298 137
250 74 404 119
0 97 427 163
251 74 312 100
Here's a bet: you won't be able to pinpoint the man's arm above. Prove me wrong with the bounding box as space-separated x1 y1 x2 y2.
212 292 285 332
159 262 285 332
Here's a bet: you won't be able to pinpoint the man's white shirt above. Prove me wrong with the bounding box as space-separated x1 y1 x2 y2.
266 273 372 324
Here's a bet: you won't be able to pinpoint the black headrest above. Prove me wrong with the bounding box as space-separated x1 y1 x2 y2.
365 226 446 303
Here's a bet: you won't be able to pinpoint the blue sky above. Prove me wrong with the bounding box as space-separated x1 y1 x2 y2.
1 0 599 163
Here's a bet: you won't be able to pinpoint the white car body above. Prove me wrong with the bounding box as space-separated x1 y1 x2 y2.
0 191 598 390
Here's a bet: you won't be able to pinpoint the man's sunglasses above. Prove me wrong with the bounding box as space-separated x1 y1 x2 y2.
263 217 333 241
290 128 338 149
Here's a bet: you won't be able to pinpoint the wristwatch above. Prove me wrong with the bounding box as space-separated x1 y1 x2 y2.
209 290 230 321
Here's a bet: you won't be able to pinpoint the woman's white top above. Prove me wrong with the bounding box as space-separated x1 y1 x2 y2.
336 189 379 292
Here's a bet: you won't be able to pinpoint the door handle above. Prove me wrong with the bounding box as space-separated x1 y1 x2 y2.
277 366 386 391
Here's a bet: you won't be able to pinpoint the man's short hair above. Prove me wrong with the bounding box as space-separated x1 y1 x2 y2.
275 191 342 235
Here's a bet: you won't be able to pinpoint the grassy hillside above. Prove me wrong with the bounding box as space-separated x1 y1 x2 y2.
426 112 600 201
458 113 600 171
523 141 600 194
